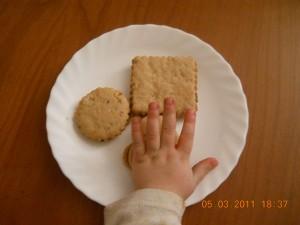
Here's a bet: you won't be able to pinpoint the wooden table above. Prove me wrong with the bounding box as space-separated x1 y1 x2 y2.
1 1 299 224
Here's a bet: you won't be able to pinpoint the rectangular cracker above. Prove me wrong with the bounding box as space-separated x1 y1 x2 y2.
130 56 198 117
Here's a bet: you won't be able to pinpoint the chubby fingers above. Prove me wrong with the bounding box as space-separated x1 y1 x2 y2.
177 108 196 154
161 97 177 149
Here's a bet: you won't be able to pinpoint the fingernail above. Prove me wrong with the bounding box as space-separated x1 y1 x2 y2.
149 102 157 110
132 116 140 124
156 103 160 110
209 158 218 167
188 109 196 118
165 97 173 105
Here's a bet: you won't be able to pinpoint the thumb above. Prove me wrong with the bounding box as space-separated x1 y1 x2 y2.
192 157 218 185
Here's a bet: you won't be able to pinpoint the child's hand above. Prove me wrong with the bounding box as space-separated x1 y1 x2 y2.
130 97 218 199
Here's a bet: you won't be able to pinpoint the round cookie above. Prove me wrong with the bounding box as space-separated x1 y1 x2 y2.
74 87 129 141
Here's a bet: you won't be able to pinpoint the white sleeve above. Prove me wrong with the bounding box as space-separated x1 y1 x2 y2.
104 188 185 225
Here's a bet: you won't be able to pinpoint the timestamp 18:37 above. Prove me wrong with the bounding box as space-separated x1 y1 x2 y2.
200 200 288 209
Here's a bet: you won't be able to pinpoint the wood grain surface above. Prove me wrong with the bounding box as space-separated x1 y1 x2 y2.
0 1 299 224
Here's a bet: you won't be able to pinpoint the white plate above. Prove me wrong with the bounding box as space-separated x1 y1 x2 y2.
46 24 248 206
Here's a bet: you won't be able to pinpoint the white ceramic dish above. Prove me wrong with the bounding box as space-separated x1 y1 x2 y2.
46 24 248 206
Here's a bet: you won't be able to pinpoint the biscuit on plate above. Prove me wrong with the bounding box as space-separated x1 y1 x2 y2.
130 56 198 117
74 87 129 141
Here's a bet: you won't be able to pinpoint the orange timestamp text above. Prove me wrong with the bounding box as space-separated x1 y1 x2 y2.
199 200 288 209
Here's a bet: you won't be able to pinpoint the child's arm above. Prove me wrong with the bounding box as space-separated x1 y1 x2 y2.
105 98 218 225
